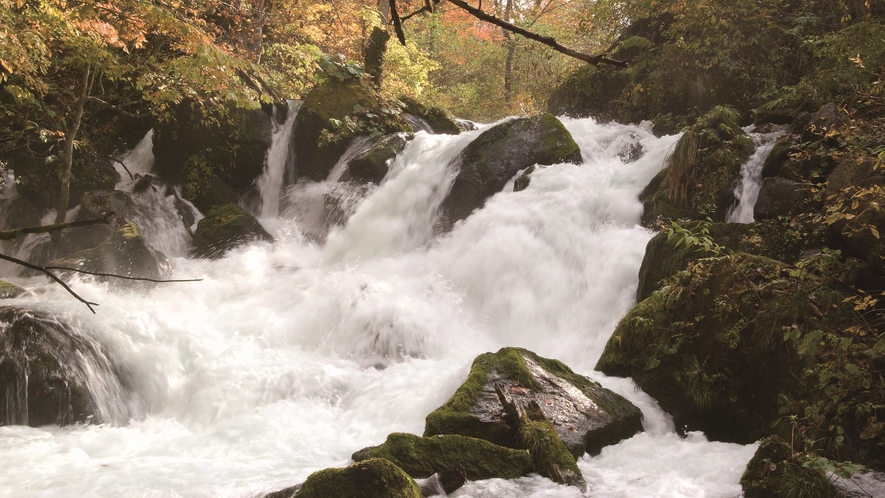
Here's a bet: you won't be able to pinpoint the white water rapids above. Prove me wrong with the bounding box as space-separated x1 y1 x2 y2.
0 117 760 497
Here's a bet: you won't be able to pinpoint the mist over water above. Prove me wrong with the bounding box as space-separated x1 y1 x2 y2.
0 116 759 497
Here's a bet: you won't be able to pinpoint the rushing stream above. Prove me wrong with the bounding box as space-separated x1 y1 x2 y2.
0 117 761 497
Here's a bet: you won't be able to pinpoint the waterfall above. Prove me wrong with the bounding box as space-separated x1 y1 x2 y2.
726 129 784 223
0 116 773 497
114 129 155 184
258 101 301 218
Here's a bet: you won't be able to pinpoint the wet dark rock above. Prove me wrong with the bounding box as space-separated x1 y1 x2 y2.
827 156 884 198
191 203 273 259
513 166 535 193
759 136 794 179
7 152 119 210
49 222 171 282
417 463 467 497
754 177 821 220
342 133 412 184
67 190 142 252
292 458 421 498
794 103 848 144
352 432 532 480
440 114 582 225
0 306 128 426
424 347 642 458
0 196 44 231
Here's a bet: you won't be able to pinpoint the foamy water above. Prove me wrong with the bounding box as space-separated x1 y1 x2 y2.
0 117 762 497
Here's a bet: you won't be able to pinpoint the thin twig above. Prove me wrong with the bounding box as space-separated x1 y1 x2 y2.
0 253 98 313
44 266 202 283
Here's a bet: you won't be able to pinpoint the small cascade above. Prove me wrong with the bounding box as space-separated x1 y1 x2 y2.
403 113 435 134
727 129 784 223
258 101 301 218
124 180 201 257
114 129 155 184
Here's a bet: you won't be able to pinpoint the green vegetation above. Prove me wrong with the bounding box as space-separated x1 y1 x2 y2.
296 458 421 498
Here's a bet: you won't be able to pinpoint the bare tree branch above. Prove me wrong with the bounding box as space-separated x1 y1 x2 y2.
441 0 629 67
389 0 407 45
0 253 99 313
43 266 202 284
0 213 115 241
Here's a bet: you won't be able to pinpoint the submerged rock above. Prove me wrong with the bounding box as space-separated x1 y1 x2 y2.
351 432 532 480
49 222 171 281
285 458 421 498
191 203 273 258
440 114 582 225
0 306 128 426
0 280 25 299
424 347 642 458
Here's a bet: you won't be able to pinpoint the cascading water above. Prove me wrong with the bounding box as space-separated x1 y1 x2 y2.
0 116 765 497
726 129 784 223
257 102 301 218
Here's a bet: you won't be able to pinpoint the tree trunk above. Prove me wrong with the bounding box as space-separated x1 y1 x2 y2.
502 0 515 105
55 66 91 224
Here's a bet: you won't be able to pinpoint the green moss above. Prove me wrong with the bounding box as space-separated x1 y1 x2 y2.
517 420 586 490
538 113 582 163
296 458 421 498
0 280 25 299
351 432 532 480
598 252 860 443
399 96 461 135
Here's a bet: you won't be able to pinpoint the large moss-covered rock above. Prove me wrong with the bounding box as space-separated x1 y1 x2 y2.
740 436 838 498
0 306 128 426
424 347 641 458
598 253 860 443
636 218 827 301
49 222 171 281
294 458 421 498
351 432 532 480
640 106 755 226
191 203 273 258
292 79 410 182
440 114 582 225
152 103 273 191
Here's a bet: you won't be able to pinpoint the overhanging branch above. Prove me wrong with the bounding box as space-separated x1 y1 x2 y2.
443 0 628 67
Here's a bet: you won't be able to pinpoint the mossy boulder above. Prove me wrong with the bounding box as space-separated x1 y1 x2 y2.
152 102 273 192
351 432 532 480
640 106 754 227
440 114 582 225
826 156 884 198
598 252 861 444
753 178 822 220
740 436 838 498
292 79 410 182
180 155 240 214
824 184 885 273
0 280 25 299
399 96 462 135
0 306 127 426
424 347 642 458
294 458 421 498
341 133 412 184
636 218 828 301
191 203 273 258
48 222 171 281
8 152 119 211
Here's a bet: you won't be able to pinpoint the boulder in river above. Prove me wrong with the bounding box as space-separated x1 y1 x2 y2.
440 114 582 226
269 458 421 498
191 203 273 258
351 432 532 480
424 347 642 458
0 306 128 426
49 222 171 282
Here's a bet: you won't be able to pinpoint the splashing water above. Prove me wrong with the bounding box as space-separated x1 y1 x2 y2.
0 116 760 497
